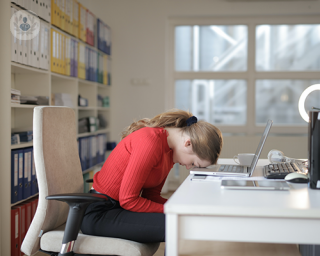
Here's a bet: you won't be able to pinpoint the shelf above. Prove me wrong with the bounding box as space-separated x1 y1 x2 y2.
11 103 38 108
77 129 109 138
78 106 96 110
97 83 110 89
97 107 110 111
78 78 98 86
11 62 49 75
11 193 39 207
11 141 33 149
51 72 78 82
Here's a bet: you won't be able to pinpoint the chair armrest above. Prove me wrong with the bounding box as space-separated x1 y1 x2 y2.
85 179 93 183
46 192 107 203
46 193 107 254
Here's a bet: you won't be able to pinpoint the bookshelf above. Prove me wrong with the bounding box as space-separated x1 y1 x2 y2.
5 1 112 255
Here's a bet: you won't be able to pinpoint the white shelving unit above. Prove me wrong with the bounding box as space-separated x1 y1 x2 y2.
6 2 112 255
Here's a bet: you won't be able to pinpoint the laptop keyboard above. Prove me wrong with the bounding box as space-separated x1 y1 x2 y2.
218 165 245 173
263 162 307 179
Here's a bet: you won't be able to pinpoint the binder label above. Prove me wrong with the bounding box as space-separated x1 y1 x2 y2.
15 213 19 239
19 153 23 178
14 154 18 186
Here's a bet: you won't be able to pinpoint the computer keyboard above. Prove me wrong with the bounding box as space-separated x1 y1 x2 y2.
263 162 308 179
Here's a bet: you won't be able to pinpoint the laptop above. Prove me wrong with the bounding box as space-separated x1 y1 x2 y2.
190 119 273 177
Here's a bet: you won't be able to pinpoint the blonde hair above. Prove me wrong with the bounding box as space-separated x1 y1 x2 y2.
121 109 223 165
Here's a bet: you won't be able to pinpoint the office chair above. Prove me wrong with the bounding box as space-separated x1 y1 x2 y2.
21 106 160 256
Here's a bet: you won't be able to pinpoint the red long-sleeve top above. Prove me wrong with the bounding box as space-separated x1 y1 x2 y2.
93 127 174 213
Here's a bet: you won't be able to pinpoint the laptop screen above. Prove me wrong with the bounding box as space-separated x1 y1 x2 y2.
249 119 273 172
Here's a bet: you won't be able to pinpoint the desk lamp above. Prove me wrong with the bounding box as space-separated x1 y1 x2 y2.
298 84 320 122
298 84 320 189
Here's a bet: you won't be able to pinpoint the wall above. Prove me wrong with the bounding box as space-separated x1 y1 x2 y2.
1 1 12 254
78 0 319 187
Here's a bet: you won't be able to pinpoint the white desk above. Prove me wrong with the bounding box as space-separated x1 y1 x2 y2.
164 159 320 256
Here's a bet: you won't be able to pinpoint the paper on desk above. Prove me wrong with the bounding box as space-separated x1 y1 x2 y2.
191 175 281 182
205 176 267 181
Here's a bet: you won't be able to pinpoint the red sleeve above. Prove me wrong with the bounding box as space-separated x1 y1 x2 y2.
119 133 164 213
141 179 168 204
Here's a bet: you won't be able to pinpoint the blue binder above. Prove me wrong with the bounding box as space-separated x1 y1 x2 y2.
78 138 85 171
18 150 24 201
23 147 32 199
88 136 93 168
85 47 90 80
97 19 102 52
31 148 37 195
11 150 19 204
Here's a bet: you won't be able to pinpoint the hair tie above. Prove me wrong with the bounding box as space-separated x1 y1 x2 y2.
186 116 197 126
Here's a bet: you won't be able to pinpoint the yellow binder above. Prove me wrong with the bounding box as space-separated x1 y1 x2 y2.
57 31 62 74
55 0 61 28
50 28 58 73
78 3 86 42
103 55 107 85
65 36 70 76
51 0 57 26
61 33 65 74
72 0 79 38
65 0 72 34
59 0 66 31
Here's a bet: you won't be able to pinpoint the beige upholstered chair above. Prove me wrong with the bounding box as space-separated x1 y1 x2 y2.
21 106 160 256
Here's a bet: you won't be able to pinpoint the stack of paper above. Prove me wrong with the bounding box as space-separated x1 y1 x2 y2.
54 93 74 108
11 88 21 104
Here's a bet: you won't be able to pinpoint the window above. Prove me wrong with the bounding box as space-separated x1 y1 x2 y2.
168 16 320 135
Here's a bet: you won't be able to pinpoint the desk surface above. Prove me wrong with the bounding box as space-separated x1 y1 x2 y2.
165 158 320 219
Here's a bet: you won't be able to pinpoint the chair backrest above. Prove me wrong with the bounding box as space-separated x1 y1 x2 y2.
21 106 84 255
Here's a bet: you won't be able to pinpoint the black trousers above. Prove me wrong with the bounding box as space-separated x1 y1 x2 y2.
80 194 165 243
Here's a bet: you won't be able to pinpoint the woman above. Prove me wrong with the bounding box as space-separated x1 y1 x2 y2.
81 109 223 243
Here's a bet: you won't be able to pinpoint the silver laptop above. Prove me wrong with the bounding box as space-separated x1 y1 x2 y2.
190 119 273 177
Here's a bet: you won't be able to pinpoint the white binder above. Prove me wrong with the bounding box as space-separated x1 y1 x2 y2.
39 21 45 69
17 32 23 63
11 7 18 62
24 0 30 11
46 0 51 23
31 31 40 68
44 23 49 70
28 36 33 66
22 37 28 65
31 0 38 16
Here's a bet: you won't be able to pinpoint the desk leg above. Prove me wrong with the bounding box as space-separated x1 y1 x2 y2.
166 213 178 256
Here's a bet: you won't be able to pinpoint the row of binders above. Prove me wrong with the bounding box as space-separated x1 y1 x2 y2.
11 7 50 70
11 147 38 204
85 46 111 84
11 197 38 256
51 28 111 84
51 0 79 39
11 0 51 22
97 19 111 55
51 0 111 54
78 134 107 172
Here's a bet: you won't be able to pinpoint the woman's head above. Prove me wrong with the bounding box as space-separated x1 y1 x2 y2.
121 109 223 165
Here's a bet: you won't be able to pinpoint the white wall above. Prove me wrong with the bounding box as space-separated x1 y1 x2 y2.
78 0 319 159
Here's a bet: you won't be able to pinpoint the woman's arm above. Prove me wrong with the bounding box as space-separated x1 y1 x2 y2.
119 132 165 213
141 179 168 204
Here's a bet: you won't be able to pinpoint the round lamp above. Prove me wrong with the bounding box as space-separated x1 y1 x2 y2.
298 84 320 122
